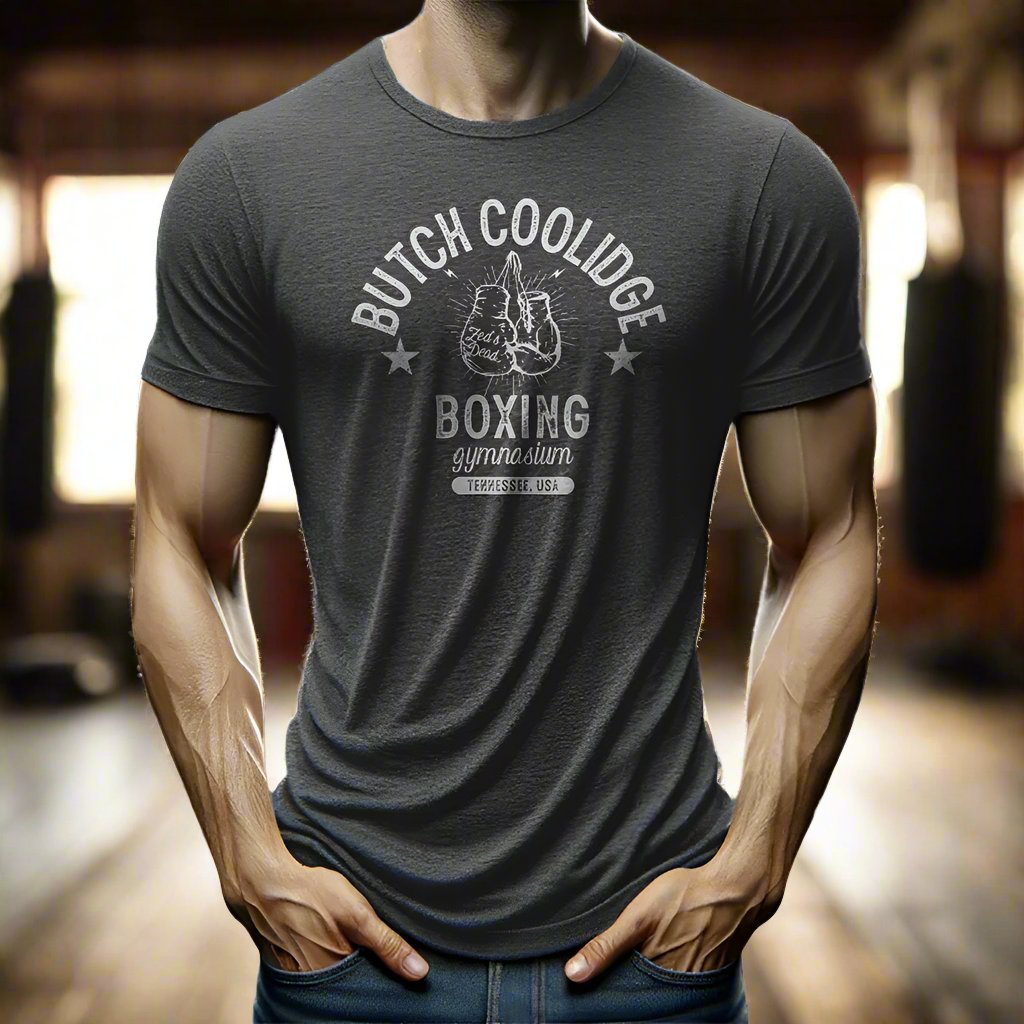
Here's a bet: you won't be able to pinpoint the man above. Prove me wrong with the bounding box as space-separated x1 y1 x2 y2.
131 2 879 1021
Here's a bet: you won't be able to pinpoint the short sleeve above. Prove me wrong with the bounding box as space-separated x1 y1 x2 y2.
735 121 872 418
141 127 278 418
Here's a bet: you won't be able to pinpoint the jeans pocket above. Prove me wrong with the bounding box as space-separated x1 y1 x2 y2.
629 947 740 986
259 946 365 986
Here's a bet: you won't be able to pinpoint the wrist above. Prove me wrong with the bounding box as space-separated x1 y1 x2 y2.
219 831 294 910
707 834 789 913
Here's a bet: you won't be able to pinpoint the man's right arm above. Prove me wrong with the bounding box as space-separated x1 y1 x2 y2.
130 380 430 980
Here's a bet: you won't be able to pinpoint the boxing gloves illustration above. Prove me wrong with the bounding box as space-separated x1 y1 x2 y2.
513 288 561 376
460 251 562 377
459 282 518 375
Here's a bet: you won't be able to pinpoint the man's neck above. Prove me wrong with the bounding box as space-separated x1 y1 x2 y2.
380 0 623 123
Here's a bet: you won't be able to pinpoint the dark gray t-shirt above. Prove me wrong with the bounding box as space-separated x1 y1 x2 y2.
141 33 872 959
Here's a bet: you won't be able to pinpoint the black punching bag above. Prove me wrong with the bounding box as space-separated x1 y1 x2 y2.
0 270 57 537
901 259 1005 577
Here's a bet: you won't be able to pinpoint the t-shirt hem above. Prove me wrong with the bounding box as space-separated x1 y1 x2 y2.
734 345 872 418
277 814 734 961
141 354 278 418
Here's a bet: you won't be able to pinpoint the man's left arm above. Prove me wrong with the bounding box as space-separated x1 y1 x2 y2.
565 380 879 980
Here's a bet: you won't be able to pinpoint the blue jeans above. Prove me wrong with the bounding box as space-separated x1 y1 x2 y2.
252 940 749 1023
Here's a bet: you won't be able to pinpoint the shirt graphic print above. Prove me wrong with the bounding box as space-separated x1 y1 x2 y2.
352 195 667 497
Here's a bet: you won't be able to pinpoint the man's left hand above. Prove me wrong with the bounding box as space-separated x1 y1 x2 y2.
563 853 782 982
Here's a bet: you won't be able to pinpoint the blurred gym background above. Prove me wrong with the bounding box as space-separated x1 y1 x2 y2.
0 1 1022 1022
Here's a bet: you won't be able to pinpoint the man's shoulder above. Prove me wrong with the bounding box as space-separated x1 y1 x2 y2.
630 39 792 176
196 41 378 172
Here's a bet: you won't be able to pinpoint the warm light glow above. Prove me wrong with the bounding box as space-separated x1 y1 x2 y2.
0 169 19 295
1004 156 1024 491
44 175 298 510
0 167 19 398
863 177 928 489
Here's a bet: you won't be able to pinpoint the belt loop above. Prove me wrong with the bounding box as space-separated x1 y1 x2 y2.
486 960 503 1024
533 958 545 1023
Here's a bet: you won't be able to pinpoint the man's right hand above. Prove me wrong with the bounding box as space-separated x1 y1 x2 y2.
224 852 430 981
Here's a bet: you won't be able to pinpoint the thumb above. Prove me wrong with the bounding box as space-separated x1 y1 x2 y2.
347 906 429 981
564 913 646 983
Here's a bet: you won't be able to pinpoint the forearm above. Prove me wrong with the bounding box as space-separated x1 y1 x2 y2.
130 504 287 907
716 509 878 903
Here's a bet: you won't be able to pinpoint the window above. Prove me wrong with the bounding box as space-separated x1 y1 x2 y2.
44 175 297 510
863 172 928 489
1004 154 1024 491
0 164 20 399
0 164 19 297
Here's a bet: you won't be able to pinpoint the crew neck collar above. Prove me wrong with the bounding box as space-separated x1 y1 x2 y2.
367 32 638 138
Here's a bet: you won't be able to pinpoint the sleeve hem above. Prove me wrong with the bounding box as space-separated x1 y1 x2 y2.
734 346 872 418
141 355 277 418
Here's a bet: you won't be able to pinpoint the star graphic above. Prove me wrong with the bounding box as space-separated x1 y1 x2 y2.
382 338 419 375
605 340 641 375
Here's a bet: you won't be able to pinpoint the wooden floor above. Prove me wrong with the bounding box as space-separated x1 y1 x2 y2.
0 651 1020 1024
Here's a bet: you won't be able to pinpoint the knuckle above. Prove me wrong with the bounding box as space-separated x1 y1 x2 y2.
587 933 617 961
355 902 377 925
344 902 375 936
373 929 406 962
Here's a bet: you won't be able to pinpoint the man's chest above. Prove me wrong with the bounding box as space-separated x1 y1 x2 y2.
270 187 740 401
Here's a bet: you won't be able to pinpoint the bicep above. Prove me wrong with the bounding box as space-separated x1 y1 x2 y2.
734 381 877 562
134 380 275 574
